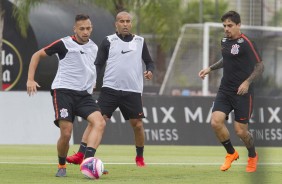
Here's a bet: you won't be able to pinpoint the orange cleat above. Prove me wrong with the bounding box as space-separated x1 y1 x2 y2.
220 150 239 171
246 152 258 172
135 156 146 167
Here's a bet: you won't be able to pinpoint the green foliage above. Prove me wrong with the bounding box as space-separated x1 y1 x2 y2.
182 0 228 23
93 0 145 15
137 0 183 50
12 0 43 38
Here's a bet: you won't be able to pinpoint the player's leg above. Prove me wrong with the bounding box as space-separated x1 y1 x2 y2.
234 93 257 172
51 89 74 177
83 111 106 159
234 121 257 172
56 120 73 177
129 118 146 167
66 126 90 164
212 91 238 171
69 92 106 160
119 91 146 167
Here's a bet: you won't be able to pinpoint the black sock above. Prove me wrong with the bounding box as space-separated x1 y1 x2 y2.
78 142 87 154
247 147 256 157
221 139 235 154
136 146 144 157
84 147 96 159
58 156 66 165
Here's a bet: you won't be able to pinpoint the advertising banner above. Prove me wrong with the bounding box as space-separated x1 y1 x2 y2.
73 96 282 146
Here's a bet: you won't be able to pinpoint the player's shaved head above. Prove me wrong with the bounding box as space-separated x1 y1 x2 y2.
116 11 132 21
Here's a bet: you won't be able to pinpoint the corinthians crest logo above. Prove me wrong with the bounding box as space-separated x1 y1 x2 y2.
60 108 69 118
231 44 240 55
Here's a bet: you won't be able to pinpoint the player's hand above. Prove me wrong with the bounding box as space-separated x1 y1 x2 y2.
198 68 211 79
237 80 250 95
144 71 153 80
27 80 41 96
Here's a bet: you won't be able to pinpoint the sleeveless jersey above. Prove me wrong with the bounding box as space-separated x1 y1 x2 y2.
51 36 98 94
102 34 144 93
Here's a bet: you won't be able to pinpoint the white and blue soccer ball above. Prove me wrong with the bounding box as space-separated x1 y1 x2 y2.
80 157 104 179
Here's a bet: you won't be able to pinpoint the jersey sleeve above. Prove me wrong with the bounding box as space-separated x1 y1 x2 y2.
44 39 68 60
142 41 155 72
242 34 262 63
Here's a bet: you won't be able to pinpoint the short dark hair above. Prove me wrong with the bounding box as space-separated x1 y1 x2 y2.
221 11 241 24
75 14 90 22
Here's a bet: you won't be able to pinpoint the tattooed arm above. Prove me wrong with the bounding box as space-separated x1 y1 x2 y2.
237 62 264 95
210 58 223 71
198 58 223 79
246 62 264 83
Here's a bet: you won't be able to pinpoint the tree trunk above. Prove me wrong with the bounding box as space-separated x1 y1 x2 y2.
0 1 4 91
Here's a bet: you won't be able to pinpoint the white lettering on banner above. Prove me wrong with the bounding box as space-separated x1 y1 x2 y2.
161 107 176 123
184 107 203 123
144 129 178 141
152 107 158 123
2 50 14 83
134 107 176 124
115 108 126 123
2 70 11 82
142 108 149 123
106 106 281 125
206 107 212 123
250 128 282 141
268 107 281 123
259 107 264 122
1 50 14 65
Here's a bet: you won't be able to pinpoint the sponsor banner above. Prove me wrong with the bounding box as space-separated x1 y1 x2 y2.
73 96 282 146
2 0 38 91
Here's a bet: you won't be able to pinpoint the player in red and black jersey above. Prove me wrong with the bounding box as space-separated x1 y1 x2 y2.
199 11 264 172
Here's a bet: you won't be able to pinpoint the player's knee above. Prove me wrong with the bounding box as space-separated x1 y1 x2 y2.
211 116 223 130
132 120 143 130
211 120 219 130
234 127 245 137
96 120 106 130
61 130 72 141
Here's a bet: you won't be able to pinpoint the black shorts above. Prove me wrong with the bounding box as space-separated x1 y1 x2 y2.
51 89 100 127
212 90 254 124
98 87 145 120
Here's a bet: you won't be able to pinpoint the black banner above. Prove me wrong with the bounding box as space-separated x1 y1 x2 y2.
73 96 282 146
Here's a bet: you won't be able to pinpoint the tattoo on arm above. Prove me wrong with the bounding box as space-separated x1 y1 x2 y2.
246 62 264 84
210 58 223 71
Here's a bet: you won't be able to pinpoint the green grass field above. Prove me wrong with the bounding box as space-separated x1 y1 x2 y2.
0 145 281 184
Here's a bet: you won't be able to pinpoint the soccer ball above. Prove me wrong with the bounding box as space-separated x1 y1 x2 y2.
80 157 104 179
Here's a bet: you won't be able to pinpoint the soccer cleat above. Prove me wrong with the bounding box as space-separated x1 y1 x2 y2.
66 152 84 165
56 164 66 177
246 152 258 172
135 156 146 167
220 150 239 171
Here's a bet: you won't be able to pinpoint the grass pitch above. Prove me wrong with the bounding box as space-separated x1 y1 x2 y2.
0 145 281 184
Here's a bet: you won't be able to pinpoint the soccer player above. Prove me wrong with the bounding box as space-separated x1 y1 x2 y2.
67 11 154 167
198 11 264 172
26 14 106 177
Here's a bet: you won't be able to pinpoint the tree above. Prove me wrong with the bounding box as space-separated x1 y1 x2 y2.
93 0 184 84
182 0 228 23
0 0 42 91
